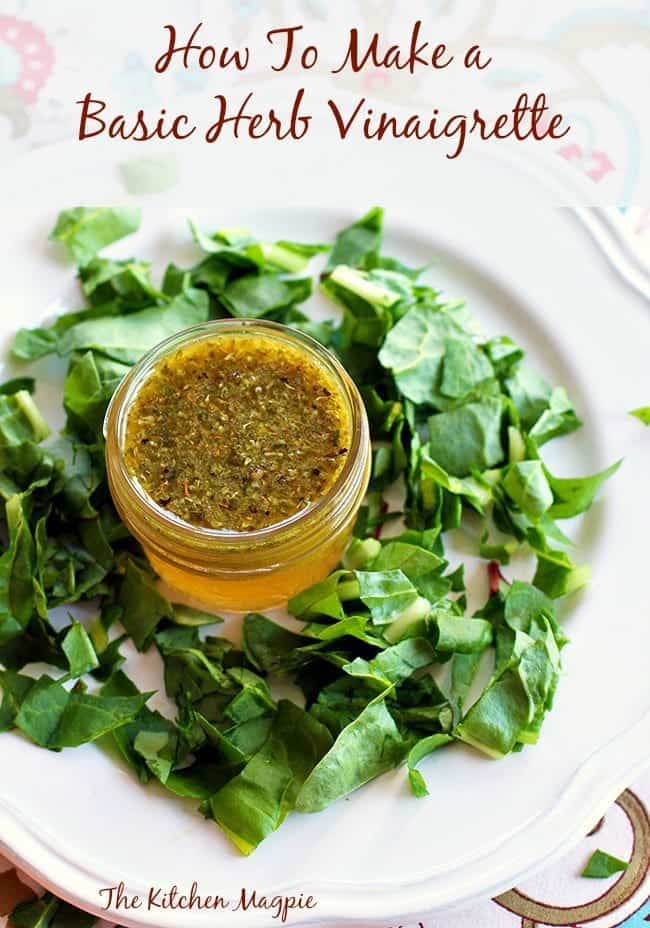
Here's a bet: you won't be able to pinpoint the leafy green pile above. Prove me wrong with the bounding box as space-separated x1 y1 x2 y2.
9 891 98 928
0 207 619 855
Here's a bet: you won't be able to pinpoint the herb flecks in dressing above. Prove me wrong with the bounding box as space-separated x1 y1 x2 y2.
125 335 349 531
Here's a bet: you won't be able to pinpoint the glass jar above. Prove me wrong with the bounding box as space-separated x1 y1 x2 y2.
104 319 371 612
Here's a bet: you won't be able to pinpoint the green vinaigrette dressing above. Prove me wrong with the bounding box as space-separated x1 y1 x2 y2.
124 334 351 531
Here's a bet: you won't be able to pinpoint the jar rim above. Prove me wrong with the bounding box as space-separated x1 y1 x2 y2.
104 318 370 552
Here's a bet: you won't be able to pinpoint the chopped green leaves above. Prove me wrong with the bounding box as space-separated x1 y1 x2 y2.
505 365 581 445
80 256 163 306
428 397 503 477
0 207 619 857
10 672 151 748
326 206 384 270
532 546 591 599
118 559 174 651
378 305 489 406
0 390 52 497
629 406 650 425
62 622 99 677
296 698 407 812
208 700 332 853
221 273 312 318
64 352 130 440
10 892 98 927
343 638 435 687
503 461 553 521
407 733 452 797
356 568 419 624
455 609 561 757
546 460 622 519
0 496 37 640
50 207 141 265
581 848 629 878
56 289 209 363
433 615 493 654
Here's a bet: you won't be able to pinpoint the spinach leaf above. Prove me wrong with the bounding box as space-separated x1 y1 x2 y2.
417 452 492 513
242 612 315 673
0 496 37 642
581 849 628 878
503 460 553 521
9 894 59 928
296 697 407 812
118 559 174 650
261 240 329 272
12 327 60 361
529 387 581 445
479 531 518 565
342 536 382 570
504 366 553 431
100 670 181 784
288 570 351 620
449 651 483 719
61 621 99 677
503 580 567 648
0 390 51 486
407 732 452 797
629 406 650 425
326 206 384 270
301 615 383 647
50 207 141 265
208 699 332 854
428 398 503 477
525 528 591 603
432 615 493 654
455 617 560 757
324 266 403 326
0 669 36 731
13 673 151 748
225 667 276 724
220 273 312 318
188 220 261 270
343 638 435 687
56 289 209 363
0 377 35 395
532 547 591 599
63 351 130 440
355 568 419 624
378 305 485 405
12 302 133 362
546 460 621 519
79 256 163 307
171 605 223 628
10 892 97 927
440 337 494 399
372 541 443 580
483 336 524 376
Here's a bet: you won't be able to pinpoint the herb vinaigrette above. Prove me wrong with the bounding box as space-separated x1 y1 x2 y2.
124 334 351 532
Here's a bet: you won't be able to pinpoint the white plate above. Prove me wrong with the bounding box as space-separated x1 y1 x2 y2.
0 204 649 928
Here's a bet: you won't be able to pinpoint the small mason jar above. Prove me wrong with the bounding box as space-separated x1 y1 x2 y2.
104 319 371 612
